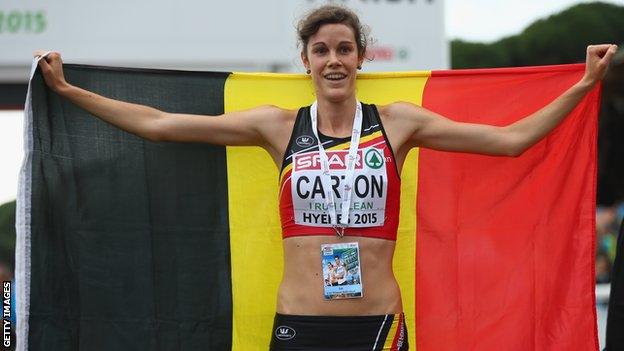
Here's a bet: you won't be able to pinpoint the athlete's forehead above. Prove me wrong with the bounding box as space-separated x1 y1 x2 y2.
308 24 356 47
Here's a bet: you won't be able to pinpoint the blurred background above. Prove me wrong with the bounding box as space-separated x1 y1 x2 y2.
1 0 623 349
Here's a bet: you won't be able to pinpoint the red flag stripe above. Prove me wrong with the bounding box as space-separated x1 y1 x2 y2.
417 64 599 350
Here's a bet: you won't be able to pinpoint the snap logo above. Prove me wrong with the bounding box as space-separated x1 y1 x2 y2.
296 135 316 148
275 325 296 341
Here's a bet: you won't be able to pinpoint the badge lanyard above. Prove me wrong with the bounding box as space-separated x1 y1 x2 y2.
310 100 363 237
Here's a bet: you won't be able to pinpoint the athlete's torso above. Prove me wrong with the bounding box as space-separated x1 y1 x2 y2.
275 103 403 315
278 235 402 315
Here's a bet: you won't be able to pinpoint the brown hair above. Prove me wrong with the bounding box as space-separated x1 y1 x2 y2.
297 5 369 59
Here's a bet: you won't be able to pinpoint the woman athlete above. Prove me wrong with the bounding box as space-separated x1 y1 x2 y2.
36 5 616 351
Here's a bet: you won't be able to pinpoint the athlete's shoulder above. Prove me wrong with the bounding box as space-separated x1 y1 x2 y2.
246 105 298 135
376 101 425 121
374 102 431 152
252 104 298 121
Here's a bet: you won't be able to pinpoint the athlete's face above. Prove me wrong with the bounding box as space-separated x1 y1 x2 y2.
301 23 363 103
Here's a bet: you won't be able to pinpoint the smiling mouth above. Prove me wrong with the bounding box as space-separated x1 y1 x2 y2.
324 73 347 81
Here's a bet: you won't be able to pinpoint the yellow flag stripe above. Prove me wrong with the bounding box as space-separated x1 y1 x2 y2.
225 71 430 350
225 73 314 351
357 72 429 350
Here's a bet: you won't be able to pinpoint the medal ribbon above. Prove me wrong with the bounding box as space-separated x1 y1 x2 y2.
310 100 363 236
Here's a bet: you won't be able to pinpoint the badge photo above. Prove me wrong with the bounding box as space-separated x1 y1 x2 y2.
321 242 363 300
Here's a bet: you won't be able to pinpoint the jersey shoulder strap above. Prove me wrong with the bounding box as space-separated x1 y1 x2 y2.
280 106 316 174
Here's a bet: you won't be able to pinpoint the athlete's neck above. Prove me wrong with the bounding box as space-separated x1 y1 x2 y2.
316 97 358 138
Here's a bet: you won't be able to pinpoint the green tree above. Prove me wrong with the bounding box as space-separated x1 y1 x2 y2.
451 2 624 68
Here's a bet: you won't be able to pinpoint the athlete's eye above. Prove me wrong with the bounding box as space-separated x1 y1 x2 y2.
339 46 353 54
313 46 327 55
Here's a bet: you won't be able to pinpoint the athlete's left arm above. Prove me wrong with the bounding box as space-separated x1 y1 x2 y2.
385 44 617 157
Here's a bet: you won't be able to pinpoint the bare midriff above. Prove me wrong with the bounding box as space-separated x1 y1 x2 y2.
276 234 402 316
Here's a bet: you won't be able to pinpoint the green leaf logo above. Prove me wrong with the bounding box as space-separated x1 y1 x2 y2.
365 149 384 169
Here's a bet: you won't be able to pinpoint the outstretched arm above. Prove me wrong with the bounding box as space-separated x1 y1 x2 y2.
34 51 289 150
384 44 618 157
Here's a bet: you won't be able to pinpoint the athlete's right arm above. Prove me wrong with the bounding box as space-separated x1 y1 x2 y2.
35 51 287 149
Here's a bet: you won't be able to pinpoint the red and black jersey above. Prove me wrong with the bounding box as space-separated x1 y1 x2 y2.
279 103 401 240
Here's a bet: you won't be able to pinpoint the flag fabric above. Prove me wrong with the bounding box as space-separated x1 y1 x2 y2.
16 63 599 351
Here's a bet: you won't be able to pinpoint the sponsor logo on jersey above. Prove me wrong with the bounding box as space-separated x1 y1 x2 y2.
275 325 296 341
365 149 384 169
294 150 363 171
295 135 316 148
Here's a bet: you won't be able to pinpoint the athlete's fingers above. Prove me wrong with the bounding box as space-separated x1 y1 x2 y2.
588 44 617 59
37 57 51 72
600 45 618 64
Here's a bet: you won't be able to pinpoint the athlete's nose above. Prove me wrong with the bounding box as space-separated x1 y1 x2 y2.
327 50 342 68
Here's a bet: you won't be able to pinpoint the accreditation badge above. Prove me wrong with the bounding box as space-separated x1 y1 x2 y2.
321 242 363 300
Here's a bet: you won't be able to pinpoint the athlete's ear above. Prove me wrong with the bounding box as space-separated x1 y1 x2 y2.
358 53 364 70
301 51 310 73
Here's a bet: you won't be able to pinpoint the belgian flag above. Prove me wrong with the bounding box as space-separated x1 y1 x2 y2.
15 63 600 350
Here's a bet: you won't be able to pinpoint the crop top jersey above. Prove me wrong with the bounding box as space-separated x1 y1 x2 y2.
279 103 401 240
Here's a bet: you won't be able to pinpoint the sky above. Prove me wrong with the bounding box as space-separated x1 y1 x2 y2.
445 0 624 42
1 0 623 205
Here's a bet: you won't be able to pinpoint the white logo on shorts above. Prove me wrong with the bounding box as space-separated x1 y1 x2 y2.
275 325 296 341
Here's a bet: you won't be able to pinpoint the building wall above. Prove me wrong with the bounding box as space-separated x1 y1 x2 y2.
0 0 447 82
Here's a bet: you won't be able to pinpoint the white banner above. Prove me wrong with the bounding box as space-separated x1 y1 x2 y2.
1 0 446 78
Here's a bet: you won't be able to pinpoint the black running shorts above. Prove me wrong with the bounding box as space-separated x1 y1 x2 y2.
269 312 408 350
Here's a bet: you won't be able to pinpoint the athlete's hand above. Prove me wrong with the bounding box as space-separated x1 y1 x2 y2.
33 50 69 93
582 44 618 87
